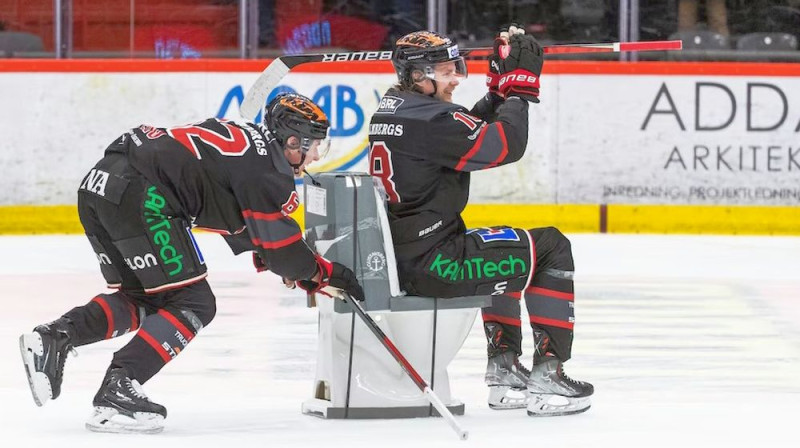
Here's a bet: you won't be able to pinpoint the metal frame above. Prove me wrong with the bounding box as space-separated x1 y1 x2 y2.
619 0 642 61
427 0 447 34
239 0 259 59
54 0 73 58
43 0 687 61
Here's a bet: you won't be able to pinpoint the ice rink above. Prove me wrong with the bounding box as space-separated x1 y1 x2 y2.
1 233 799 447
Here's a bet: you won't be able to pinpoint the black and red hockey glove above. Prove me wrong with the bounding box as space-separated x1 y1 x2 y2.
486 48 502 97
297 255 365 302
498 34 544 103
253 252 269 273
486 24 524 97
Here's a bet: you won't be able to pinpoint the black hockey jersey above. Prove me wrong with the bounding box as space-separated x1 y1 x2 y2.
368 88 529 262
108 118 317 281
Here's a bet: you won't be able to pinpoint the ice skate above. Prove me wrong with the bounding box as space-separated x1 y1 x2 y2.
526 329 593 417
19 319 76 406
526 356 593 416
485 351 531 410
86 368 167 434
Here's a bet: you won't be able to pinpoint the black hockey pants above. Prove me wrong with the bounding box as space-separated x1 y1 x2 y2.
401 226 575 362
60 152 216 383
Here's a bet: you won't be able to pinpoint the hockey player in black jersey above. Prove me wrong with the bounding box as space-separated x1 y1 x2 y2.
19 93 364 433
368 28 593 416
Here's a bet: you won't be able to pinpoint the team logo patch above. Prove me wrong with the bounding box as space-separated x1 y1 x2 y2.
447 45 460 58
375 96 405 115
468 227 520 243
366 251 386 272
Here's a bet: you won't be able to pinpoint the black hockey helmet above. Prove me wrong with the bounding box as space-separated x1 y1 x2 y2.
392 31 468 89
263 92 329 153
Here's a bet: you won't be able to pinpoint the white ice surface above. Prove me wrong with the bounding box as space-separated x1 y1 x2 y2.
1 234 800 447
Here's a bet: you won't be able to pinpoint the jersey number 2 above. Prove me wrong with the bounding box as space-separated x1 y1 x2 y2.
369 141 400 202
168 121 251 159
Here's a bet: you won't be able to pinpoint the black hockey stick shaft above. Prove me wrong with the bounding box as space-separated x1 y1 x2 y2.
334 291 469 441
239 40 682 119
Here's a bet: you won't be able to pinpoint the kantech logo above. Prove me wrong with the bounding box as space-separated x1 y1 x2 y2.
428 253 527 282
143 186 184 277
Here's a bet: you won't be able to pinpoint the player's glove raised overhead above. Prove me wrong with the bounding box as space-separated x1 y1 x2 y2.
486 24 525 97
297 254 365 302
497 33 544 103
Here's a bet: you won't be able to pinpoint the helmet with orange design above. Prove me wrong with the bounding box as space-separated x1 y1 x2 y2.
263 92 330 156
391 31 468 90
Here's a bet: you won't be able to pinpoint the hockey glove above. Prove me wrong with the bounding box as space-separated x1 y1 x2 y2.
253 252 269 273
498 34 544 103
486 24 525 97
297 255 365 302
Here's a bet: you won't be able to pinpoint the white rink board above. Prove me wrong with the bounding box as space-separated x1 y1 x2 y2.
0 69 797 206
557 74 800 205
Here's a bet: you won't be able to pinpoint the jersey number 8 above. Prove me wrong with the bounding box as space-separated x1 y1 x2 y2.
369 141 401 203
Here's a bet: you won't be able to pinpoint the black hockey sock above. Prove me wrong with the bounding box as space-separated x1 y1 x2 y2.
112 308 202 383
62 293 144 347
525 270 574 361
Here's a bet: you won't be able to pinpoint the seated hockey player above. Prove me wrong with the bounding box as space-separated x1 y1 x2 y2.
19 92 364 434
367 28 593 416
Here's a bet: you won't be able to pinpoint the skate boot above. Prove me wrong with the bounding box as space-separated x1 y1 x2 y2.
526 330 593 417
485 351 531 410
86 368 167 434
19 318 77 406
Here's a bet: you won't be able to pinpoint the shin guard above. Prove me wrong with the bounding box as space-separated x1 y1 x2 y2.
524 268 575 361
90 294 145 340
115 309 203 383
63 293 144 346
481 292 523 356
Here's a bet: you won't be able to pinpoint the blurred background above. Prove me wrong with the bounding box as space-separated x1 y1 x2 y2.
1 0 798 61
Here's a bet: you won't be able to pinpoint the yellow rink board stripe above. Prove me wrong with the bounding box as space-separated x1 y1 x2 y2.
608 204 800 235
1 204 799 235
461 204 600 233
0 205 84 235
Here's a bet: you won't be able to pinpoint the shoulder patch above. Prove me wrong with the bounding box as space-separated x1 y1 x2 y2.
374 96 405 115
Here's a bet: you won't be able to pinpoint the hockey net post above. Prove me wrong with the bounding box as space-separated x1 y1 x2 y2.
239 40 682 120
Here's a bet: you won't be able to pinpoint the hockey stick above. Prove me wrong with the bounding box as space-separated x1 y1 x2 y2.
466 39 683 57
328 288 469 441
239 39 682 120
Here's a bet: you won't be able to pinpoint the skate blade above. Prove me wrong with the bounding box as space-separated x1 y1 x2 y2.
526 394 591 417
19 333 51 407
487 386 529 410
85 407 164 434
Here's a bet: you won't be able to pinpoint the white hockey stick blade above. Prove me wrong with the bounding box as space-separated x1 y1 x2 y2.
239 58 290 120
424 386 469 441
